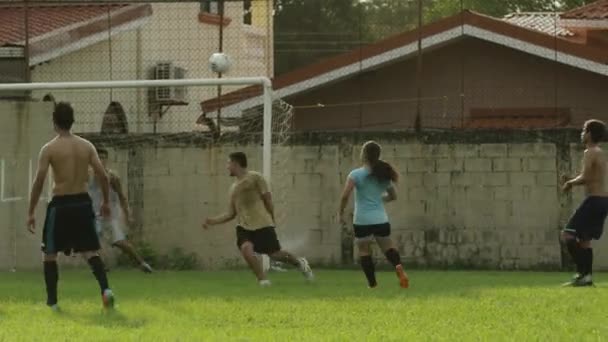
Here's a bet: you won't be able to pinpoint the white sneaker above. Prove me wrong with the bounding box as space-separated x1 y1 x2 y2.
48 304 60 312
270 264 288 272
298 257 314 281
140 262 153 273
259 279 272 287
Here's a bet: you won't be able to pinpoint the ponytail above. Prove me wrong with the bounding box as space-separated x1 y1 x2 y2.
370 159 398 183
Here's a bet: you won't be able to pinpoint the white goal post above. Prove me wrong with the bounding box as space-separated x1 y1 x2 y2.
0 77 275 181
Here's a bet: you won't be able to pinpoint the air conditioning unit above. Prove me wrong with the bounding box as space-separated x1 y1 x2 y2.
153 62 187 102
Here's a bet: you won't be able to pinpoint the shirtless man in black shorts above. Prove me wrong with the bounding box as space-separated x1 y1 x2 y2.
27 102 115 310
561 119 608 287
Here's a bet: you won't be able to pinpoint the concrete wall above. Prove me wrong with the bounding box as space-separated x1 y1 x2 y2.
80 130 606 272
2 104 604 271
30 2 272 134
0 102 54 270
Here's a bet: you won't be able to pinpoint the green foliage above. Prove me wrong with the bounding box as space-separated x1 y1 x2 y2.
116 242 198 270
274 0 364 75
273 0 597 75
158 248 199 271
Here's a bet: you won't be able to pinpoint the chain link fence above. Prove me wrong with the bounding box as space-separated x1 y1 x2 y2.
1 0 606 270
1 0 273 133
1 0 605 132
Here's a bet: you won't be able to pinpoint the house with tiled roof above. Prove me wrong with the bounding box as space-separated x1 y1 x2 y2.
503 12 575 37
201 2 608 131
0 1 273 133
561 0 608 20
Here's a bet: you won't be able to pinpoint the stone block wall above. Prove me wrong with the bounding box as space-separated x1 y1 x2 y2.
1 106 599 271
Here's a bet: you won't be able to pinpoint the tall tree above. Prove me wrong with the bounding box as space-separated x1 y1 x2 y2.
273 0 364 75
273 0 597 75
360 0 420 40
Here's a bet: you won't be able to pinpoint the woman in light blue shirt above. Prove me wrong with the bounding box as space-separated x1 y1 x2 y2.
339 141 408 288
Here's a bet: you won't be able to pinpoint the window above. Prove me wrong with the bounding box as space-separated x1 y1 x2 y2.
200 0 222 15
198 0 231 26
243 0 252 25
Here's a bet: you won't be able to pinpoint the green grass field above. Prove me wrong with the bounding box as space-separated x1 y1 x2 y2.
0 269 606 341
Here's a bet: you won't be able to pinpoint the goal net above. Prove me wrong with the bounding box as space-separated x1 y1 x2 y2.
0 78 296 271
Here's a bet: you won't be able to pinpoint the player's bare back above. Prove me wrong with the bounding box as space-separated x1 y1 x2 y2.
44 135 94 196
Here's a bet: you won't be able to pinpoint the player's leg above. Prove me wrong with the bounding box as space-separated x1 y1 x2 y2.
560 231 594 286
561 199 590 285
41 202 60 310
357 238 376 288
114 240 153 273
573 198 608 286
268 250 314 280
98 248 111 272
82 250 115 308
374 223 409 288
561 231 582 276
42 253 59 310
577 239 594 285
259 227 314 281
95 219 112 272
110 222 153 273
74 196 115 308
236 227 268 284
240 241 268 284
353 224 376 287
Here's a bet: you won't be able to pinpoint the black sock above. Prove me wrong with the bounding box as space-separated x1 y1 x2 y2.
565 239 582 274
360 256 377 287
88 256 110 294
384 248 402 267
43 261 58 306
581 248 593 276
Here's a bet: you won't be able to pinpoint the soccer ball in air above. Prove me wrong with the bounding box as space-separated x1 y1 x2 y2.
209 52 231 74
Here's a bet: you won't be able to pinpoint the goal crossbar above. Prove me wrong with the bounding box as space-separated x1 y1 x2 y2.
0 77 275 181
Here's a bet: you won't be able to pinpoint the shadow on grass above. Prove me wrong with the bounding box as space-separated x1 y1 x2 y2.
54 308 146 328
107 269 601 302
1 269 603 303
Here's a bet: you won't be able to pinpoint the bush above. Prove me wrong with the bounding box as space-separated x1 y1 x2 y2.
159 248 199 270
116 242 198 270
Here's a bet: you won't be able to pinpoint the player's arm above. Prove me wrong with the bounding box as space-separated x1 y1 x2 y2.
256 175 275 221
110 172 131 224
383 184 397 203
89 143 111 211
565 150 594 189
338 177 355 224
27 145 51 232
261 192 274 222
206 197 237 226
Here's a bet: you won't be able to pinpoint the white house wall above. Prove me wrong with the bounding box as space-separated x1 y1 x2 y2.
30 2 272 134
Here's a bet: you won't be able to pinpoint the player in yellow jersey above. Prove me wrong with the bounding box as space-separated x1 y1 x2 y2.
203 152 314 286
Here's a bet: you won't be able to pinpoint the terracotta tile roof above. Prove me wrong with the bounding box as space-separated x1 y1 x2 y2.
0 4 152 65
464 108 571 129
561 0 608 20
0 4 128 45
503 12 574 37
200 10 608 118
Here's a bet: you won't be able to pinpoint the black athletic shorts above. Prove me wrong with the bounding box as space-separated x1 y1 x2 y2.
236 226 281 255
41 193 100 255
353 222 391 239
564 196 608 241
